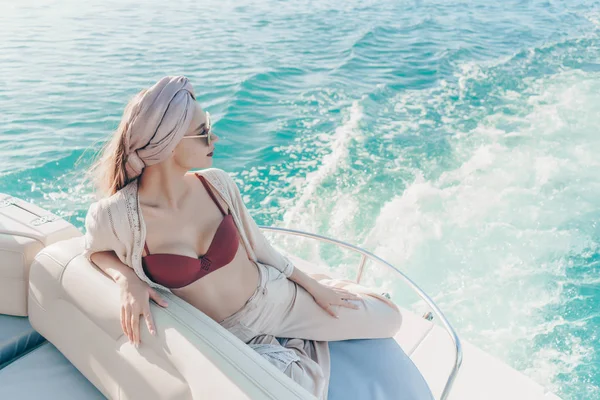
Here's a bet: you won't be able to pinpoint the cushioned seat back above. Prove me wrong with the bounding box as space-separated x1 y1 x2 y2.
0 193 81 316
28 237 316 400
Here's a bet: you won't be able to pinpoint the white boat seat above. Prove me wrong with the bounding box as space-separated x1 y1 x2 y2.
28 236 319 399
0 193 81 316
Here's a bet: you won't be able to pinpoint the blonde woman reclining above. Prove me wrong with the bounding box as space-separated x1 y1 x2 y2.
83 76 402 399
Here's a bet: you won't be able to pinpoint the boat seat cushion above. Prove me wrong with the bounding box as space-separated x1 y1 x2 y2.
0 315 45 369
0 341 105 399
28 237 318 399
328 338 434 400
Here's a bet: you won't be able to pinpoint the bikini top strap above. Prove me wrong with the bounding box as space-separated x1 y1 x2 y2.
196 174 227 216
143 241 151 256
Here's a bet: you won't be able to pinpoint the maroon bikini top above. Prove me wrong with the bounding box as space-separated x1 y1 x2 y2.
141 174 240 289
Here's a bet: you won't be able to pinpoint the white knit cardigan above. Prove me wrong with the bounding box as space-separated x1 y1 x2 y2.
82 168 295 292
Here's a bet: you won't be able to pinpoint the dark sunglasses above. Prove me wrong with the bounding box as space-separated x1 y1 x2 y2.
181 112 216 146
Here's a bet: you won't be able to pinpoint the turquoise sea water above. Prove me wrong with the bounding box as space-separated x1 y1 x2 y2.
2 0 600 398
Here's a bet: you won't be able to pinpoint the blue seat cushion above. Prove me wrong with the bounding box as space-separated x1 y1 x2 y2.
0 341 105 399
0 315 46 369
328 338 434 400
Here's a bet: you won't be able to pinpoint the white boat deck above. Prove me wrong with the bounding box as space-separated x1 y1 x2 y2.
395 310 560 400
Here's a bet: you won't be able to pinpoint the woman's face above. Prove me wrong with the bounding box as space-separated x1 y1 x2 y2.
172 102 219 170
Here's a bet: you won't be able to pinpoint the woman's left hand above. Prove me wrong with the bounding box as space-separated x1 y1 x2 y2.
307 281 362 318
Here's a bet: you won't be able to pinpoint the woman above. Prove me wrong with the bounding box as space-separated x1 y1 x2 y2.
83 76 402 398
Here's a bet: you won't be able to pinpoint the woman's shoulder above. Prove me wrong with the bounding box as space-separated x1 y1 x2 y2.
86 180 137 222
188 168 235 191
84 181 139 255
190 167 229 180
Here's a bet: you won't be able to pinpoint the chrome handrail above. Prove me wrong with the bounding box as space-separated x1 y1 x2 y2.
259 225 463 400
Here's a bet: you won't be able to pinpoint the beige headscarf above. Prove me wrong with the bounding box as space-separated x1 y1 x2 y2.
124 76 196 179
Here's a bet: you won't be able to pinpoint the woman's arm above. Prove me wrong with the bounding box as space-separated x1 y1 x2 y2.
89 251 168 347
84 202 167 347
288 263 360 318
90 250 139 284
219 170 360 316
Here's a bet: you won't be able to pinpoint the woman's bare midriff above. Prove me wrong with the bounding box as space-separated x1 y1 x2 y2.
172 245 259 322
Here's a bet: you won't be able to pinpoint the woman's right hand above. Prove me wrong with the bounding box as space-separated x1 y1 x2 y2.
118 277 168 347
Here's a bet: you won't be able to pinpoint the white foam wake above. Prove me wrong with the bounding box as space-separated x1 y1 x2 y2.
282 100 363 231
365 68 600 392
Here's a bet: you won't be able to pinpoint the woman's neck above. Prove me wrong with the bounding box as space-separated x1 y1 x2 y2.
137 166 190 210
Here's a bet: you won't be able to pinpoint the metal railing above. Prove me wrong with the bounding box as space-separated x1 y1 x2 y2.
259 225 463 400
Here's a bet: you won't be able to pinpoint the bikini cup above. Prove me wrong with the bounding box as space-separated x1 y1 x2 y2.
141 174 240 289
